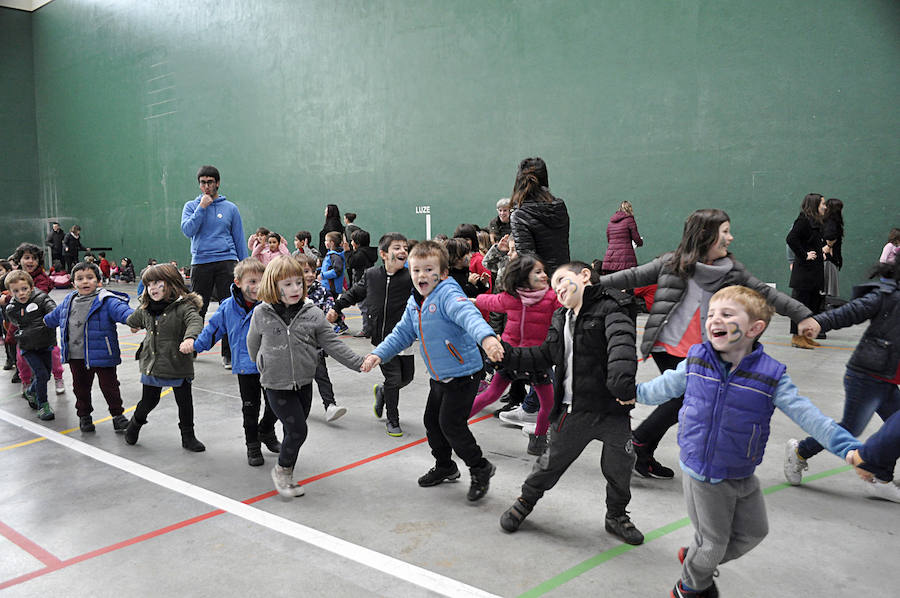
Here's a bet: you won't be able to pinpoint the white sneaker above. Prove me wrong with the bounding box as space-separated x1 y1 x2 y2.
864 479 900 503
325 403 347 423
783 438 808 486
499 406 538 427
271 465 305 498
55 378 65 394
521 423 537 436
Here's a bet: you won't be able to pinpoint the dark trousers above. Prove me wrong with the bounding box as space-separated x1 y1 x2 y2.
191 260 236 358
236 373 278 444
424 375 486 470
522 411 634 517
789 288 822 334
134 382 195 429
314 349 335 408
69 359 124 417
21 348 53 407
63 255 78 272
859 410 900 482
379 354 415 422
632 352 684 453
265 385 313 468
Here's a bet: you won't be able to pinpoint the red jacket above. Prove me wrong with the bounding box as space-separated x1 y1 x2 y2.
602 211 642 271
99 258 111 277
475 287 559 347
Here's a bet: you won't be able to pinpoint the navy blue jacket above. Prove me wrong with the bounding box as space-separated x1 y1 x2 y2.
193 283 259 375
44 289 133 367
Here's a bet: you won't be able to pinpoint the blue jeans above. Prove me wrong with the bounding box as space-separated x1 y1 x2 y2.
22 347 53 407
798 368 900 460
859 410 900 482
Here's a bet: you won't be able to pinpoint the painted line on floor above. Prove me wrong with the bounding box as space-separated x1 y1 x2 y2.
0 520 62 567
517 464 852 598
0 408 499 597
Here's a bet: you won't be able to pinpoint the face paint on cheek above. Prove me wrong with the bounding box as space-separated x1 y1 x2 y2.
726 322 744 344
431 273 440 284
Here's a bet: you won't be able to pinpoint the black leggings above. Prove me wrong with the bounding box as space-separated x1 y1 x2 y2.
134 382 194 429
236 374 278 443
265 385 313 468
632 352 684 454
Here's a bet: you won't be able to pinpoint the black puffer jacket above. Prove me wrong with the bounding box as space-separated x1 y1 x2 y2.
5 290 57 350
501 284 637 419
510 194 570 275
333 265 412 346
599 253 813 358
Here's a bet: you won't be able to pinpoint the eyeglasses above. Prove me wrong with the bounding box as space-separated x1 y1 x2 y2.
199 179 217 186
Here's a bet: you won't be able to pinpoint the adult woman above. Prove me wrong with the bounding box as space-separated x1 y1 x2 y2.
599 209 818 478
509 157 570 276
602 201 643 274
822 197 844 299
62 225 88 272
786 193 827 348
318 204 344 257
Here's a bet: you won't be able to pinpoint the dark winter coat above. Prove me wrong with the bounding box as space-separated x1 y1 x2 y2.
510 194 570 276
5 289 57 350
126 294 204 379
44 288 133 367
602 211 642 271
347 246 378 285
318 217 345 257
62 232 86 260
46 229 65 256
489 216 511 241
333 265 413 346
786 214 825 291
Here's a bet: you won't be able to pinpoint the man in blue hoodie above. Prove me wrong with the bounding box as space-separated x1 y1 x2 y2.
181 165 248 368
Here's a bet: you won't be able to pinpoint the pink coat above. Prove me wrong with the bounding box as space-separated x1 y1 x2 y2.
475 287 559 347
250 238 290 265
602 211 642 271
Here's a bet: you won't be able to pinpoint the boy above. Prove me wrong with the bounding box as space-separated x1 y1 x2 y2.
292 230 320 261
320 230 346 301
633 286 861 598
296 254 349 424
183 258 282 465
44 262 133 432
496 261 644 546
329 233 412 436
362 241 504 501
346 229 378 338
4 270 58 420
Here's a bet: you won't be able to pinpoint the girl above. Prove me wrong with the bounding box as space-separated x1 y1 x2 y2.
454 223 492 292
446 238 490 299
124 264 205 451
599 209 818 478
469 255 559 455
250 231 290 265
62 224 87 272
246 256 364 498
822 197 844 299
880 227 900 265
508 157 570 276
602 201 643 274
785 193 827 348
119 257 135 283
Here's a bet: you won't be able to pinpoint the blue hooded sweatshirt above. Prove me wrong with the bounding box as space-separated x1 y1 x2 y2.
181 195 248 265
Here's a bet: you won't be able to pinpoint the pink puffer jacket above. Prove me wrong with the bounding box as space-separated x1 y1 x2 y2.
475 287 559 347
602 211 642 271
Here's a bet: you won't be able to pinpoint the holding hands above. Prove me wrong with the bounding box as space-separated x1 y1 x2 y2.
325 309 339 323
481 335 504 363
179 338 195 354
845 449 874 482
361 353 381 372
798 317 822 339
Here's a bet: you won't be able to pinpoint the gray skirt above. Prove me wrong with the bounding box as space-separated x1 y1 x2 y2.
823 261 840 297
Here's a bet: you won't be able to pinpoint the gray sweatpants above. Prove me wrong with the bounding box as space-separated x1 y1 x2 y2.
521 411 634 517
682 474 769 591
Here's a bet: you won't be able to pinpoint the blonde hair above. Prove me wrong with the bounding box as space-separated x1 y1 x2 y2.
476 230 491 254
233 257 265 282
138 264 189 307
5 269 33 289
709 285 775 330
258 255 307 304
620 201 633 215
325 231 342 245
409 240 449 272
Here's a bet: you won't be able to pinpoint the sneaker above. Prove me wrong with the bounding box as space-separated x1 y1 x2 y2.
386 419 403 437
223 355 232 369
498 406 538 427
418 462 461 487
258 429 281 453
23 385 38 410
671 579 719 598
112 415 130 432
467 460 496 502
372 384 385 419
633 457 675 479
246 442 264 467
79 415 95 433
864 479 900 503
783 438 808 486
271 464 305 497
604 513 644 545
521 423 537 436
333 321 350 335
500 497 534 533
37 402 55 421
325 403 347 423
54 378 65 394
11 370 21 383
492 401 520 418
527 434 547 456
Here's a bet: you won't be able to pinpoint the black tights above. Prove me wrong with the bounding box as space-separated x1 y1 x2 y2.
134 382 195 429
632 352 684 454
264 385 313 468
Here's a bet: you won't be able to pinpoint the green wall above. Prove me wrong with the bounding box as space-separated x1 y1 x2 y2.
12 1 900 291
0 7 40 261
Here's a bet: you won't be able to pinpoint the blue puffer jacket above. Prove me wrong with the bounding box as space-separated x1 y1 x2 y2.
193 283 259 375
679 342 786 480
44 289 134 368
373 277 495 381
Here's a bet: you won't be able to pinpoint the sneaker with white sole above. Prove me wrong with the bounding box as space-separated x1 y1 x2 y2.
55 378 65 394
271 465 305 498
784 438 808 486
864 479 900 503
498 406 538 427
325 403 347 423
521 422 537 436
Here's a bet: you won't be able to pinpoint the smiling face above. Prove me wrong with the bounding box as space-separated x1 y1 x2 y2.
74 269 100 296
238 272 262 303
380 240 408 274
267 237 280 253
550 267 591 312
300 264 317 288
705 297 760 356
497 206 510 223
409 255 446 298
705 221 733 263
528 262 548 290
147 280 167 302
277 276 305 305
8 280 33 304
19 251 39 274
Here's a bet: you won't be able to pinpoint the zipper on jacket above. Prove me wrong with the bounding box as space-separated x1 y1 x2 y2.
105 336 112 356
747 424 759 459
382 273 391 340
445 340 464 364
519 303 527 344
417 307 438 380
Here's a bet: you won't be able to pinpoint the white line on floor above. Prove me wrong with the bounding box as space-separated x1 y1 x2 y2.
0 409 500 598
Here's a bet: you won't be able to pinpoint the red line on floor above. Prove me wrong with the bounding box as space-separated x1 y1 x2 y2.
0 412 496 588
0 520 62 568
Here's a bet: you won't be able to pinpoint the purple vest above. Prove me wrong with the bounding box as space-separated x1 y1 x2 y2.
678 342 786 480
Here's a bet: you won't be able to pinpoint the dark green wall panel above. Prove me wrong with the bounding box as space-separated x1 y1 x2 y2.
19 0 900 292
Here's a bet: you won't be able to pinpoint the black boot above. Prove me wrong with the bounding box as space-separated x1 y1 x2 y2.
246 442 264 466
124 417 144 445
180 425 206 452
258 428 281 453
467 460 496 502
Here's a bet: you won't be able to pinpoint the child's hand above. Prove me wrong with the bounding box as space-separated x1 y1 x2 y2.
845 449 874 482
481 336 504 363
325 309 339 323
361 353 381 372
468 297 477 303
798 317 821 339
497 234 510 253
468 272 481 285
179 339 195 354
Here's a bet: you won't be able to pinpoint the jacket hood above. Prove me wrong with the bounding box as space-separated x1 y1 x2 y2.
517 196 569 229
609 211 632 223
182 292 203 310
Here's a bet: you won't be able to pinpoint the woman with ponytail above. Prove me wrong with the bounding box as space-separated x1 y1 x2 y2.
509 157 570 276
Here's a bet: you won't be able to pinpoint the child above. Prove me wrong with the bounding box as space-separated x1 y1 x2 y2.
250 231 290 265
880 227 900 264
469 255 559 455
785 258 900 502
246 256 365 498
495 261 644 546
184 258 281 466
97 252 111 283
446 238 489 299
634 285 861 598
329 233 413 436
346 229 378 337
291 230 320 262
49 260 72 289
43 262 134 432
295 254 349 424
361 241 504 501
119 258 135 283
1 259 15 370
124 264 206 451
3 270 58 420
320 231 346 304
109 259 119 282
845 410 900 499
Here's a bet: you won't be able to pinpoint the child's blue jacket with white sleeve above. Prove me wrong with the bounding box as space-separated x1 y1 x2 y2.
373 277 494 381
44 289 134 368
193 283 258 375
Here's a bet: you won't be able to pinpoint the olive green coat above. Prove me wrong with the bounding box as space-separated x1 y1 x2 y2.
126 294 204 379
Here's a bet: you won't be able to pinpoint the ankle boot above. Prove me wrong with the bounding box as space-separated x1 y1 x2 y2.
180 425 206 452
467 460 496 502
124 417 144 445
271 464 305 497
246 442 264 466
258 428 281 453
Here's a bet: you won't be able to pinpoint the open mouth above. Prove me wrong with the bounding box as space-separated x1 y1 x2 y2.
710 329 727 338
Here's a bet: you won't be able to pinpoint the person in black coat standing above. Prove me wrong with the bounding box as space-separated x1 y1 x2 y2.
62 225 88 273
318 204 345 258
46 222 65 267
786 193 827 348
509 157 570 276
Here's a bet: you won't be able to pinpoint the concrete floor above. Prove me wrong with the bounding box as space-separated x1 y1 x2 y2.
0 283 897 597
